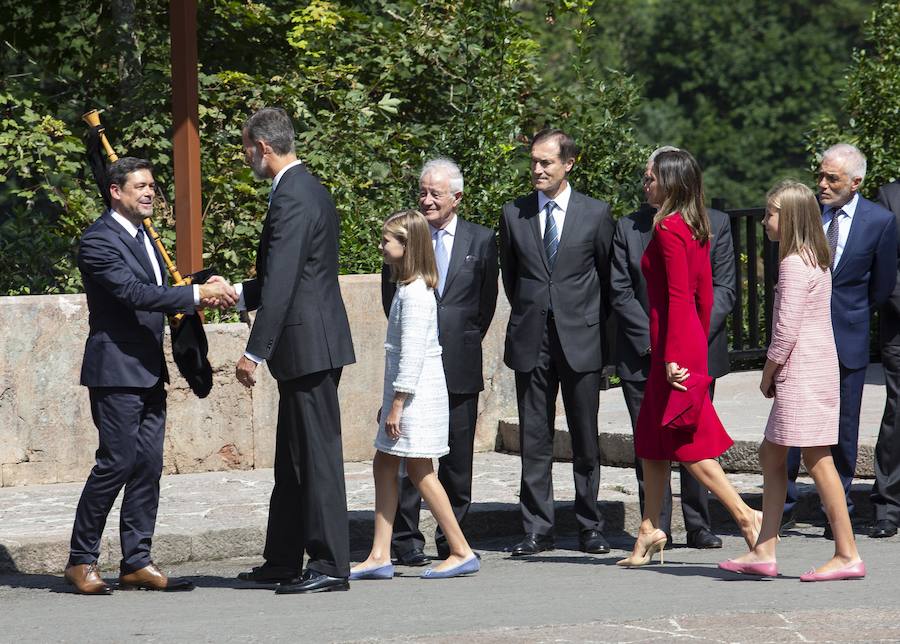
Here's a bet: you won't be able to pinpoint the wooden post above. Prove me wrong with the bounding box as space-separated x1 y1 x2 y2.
169 0 203 275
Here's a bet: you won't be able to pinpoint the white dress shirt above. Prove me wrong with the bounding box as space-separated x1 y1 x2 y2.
537 183 572 240
430 214 458 258
822 192 858 269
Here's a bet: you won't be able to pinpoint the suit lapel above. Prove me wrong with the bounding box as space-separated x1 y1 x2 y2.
102 212 156 284
525 193 550 274
440 219 472 298
833 199 867 279
555 191 584 261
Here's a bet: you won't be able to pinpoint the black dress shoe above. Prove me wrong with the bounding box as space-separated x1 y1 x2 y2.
579 530 610 554
237 563 298 583
663 533 674 550
511 533 554 556
392 547 430 566
275 569 349 594
869 520 898 538
823 524 834 541
686 527 723 549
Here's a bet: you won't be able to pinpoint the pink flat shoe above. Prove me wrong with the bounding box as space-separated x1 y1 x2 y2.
799 560 866 582
718 559 778 577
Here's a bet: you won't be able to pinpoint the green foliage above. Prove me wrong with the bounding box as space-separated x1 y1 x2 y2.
808 0 900 193
1 0 645 295
613 0 871 207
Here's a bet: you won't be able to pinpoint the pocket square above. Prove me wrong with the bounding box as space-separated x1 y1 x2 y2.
662 373 713 430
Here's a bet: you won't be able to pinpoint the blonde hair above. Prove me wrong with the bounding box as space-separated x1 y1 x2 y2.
767 180 831 270
652 149 711 243
383 210 438 288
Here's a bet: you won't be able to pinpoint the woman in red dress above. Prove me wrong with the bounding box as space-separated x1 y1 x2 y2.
618 150 761 566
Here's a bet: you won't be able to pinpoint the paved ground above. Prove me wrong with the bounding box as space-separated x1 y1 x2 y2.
1 528 899 642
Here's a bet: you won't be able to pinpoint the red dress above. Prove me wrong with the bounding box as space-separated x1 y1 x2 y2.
635 213 733 461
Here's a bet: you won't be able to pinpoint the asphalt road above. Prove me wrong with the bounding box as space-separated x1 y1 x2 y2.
2 528 899 643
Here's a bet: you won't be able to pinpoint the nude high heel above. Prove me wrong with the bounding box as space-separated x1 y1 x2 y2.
617 530 667 567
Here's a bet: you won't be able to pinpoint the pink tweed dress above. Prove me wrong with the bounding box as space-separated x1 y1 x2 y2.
765 253 839 447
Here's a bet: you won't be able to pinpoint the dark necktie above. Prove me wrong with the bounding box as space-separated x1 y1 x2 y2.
827 209 841 268
135 226 159 285
543 200 559 271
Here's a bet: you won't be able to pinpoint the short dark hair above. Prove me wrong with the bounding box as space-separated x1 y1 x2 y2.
243 107 296 155
531 128 579 162
107 157 153 195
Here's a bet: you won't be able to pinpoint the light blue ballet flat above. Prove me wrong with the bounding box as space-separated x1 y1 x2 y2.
349 562 394 580
420 555 480 579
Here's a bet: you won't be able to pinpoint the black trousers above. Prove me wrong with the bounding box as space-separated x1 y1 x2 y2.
515 318 603 536
391 393 479 556
620 378 713 534
263 368 350 578
872 344 900 524
786 362 866 515
69 383 166 572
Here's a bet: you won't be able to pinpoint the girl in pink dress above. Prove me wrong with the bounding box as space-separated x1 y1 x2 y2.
719 180 865 581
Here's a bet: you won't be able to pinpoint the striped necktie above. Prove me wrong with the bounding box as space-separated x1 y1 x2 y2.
543 200 559 271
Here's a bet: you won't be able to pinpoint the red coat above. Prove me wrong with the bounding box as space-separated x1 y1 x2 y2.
635 213 733 461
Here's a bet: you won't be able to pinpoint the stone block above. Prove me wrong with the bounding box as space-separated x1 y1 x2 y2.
1 461 58 487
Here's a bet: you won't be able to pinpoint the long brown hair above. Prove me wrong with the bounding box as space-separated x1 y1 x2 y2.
767 180 831 270
652 150 711 243
383 209 438 288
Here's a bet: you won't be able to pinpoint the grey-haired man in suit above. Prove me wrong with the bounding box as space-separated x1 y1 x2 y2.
610 146 736 549
382 157 499 565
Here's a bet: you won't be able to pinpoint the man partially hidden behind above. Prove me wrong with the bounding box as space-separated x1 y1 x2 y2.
611 146 736 549
500 129 615 556
233 107 357 594
871 176 900 539
66 157 237 594
382 158 499 565
784 144 897 537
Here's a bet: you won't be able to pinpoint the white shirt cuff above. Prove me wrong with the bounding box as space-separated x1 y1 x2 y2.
192 284 200 307
235 282 246 312
243 351 264 364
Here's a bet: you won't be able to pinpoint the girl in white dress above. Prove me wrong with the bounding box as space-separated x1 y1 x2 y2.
351 210 479 580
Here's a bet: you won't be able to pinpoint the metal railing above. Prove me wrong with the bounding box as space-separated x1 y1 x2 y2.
714 200 779 365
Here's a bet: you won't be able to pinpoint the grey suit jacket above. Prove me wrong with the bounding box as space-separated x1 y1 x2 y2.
610 204 736 381
381 217 499 394
877 181 900 344
499 189 615 373
242 164 356 381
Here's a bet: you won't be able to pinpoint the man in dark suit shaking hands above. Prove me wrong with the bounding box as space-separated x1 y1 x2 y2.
66 157 236 594
611 146 736 549
233 108 356 593
871 177 900 538
785 144 897 537
500 129 615 555
382 158 499 565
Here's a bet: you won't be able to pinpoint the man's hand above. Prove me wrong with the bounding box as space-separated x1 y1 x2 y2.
199 276 238 309
236 355 258 388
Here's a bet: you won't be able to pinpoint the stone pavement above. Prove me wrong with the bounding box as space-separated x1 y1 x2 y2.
0 367 889 575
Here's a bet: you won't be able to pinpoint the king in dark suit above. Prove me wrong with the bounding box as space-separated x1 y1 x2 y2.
380 158 499 565
871 178 900 538
785 144 897 537
233 108 357 594
66 157 236 595
500 129 615 556
611 146 736 549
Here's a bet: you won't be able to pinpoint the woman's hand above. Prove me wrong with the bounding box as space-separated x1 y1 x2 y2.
384 395 407 440
759 372 776 398
666 361 689 391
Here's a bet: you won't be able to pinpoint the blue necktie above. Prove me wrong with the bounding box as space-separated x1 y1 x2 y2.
434 229 449 296
543 201 559 271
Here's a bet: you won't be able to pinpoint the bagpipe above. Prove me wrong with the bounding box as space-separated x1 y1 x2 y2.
82 109 214 398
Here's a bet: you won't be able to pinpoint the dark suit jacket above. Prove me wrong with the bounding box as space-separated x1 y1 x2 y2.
381 217 499 395
499 189 615 373
242 164 355 381
611 205 736 381
876 181 900 344
78 211 196 388
830 195 897 369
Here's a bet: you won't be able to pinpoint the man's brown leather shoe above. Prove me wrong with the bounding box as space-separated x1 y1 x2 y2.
64 563 112 595
118 562 194 592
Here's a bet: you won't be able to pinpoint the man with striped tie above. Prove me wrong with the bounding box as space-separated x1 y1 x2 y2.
499 128 616 556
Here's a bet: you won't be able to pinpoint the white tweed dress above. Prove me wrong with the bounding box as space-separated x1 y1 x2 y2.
374 277 450 458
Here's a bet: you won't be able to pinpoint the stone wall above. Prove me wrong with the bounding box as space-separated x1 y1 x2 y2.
0 276 515 487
